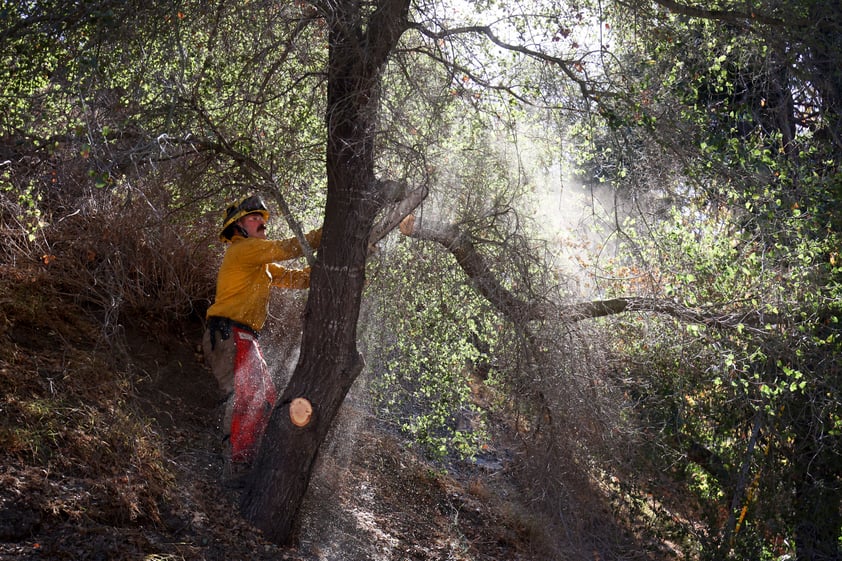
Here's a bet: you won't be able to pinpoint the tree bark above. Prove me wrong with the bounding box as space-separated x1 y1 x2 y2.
239 0 409 545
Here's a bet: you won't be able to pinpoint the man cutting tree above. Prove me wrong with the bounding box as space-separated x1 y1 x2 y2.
202 194 322 484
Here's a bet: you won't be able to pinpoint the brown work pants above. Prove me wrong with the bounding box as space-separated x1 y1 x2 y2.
202 325 277 463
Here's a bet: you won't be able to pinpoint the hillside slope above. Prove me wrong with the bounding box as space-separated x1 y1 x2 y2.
0 263 546 561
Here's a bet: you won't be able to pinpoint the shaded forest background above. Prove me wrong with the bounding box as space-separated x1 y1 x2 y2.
1 1 840 560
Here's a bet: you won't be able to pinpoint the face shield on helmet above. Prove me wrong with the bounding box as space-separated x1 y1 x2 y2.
220 195 270 241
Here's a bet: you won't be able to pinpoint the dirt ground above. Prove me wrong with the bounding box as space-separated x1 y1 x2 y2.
0 313 546 561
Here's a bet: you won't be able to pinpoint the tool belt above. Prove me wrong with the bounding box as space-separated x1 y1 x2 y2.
207 316 259 350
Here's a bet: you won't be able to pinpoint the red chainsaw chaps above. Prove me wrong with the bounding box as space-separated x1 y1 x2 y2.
229 328 277 463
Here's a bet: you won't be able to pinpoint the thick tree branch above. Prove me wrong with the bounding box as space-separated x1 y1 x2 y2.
401 215 782 332
364 0 411 68
368 181 428 248
559 297 780 330
400 214 546 327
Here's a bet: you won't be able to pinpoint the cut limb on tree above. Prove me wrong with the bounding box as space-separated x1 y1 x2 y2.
289 397 313 427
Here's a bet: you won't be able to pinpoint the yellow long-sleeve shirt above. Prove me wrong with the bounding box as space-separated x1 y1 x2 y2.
206 229 322 331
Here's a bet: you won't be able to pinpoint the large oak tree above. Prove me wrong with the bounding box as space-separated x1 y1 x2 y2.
239 0 415 542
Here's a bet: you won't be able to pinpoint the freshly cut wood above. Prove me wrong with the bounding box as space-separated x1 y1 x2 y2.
289 397 313 427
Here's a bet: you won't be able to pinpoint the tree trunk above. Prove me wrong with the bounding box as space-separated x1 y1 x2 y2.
792 403 842 561
239 0 409 544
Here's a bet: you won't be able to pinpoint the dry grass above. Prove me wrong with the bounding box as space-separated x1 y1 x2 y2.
0 184 214 528
1 183 219 339
0 262 174 526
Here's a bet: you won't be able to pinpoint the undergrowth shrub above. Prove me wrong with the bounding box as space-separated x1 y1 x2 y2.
0 262 173 525
1 181 218 339
0 179 220 526
364 241 495 461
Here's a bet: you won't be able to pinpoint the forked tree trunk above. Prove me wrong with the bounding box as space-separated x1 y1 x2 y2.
239 0 410 544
